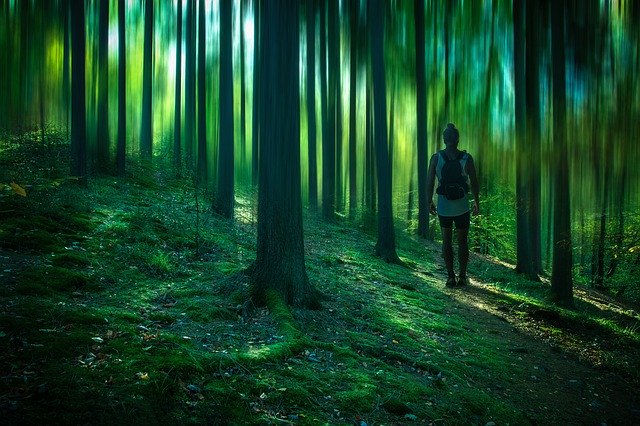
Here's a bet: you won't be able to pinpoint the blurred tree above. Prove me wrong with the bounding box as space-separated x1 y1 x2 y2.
550 0 573 306
117 0 126 176
415 0 428 238
96 0 109 170
348 0 358 218
216 0 234 218
514 0 539 280
331 0 343 213
62 0 70 140
140 0 154 159
196 0 207 182
307 0 318 211
173 0 182 172
185 0 196 169
252 0 318 308
322 0 336 221
251 0 261 185
370 0 400 264
71 0 87 183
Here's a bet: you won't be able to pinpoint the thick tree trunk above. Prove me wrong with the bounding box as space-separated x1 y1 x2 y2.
117 0 126 176
251 0 260 185
140 0 154 159
216 0 234 218
370 0 400 264
550 0 573 307
252 0 318 308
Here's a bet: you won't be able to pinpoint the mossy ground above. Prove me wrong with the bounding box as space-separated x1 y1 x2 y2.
1 164 639 425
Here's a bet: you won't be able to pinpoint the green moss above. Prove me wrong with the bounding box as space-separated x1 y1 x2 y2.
50 251 91 268
183 303 237 322
17 266 91 295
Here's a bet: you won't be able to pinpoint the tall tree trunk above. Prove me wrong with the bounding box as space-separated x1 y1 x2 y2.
550 0 573 306
174 0 183 171
415 0 428 237
216 0 234 218
71 0 87 183
252 0 318 308
307 0 318 211
140 0 154 159
185 0 196 169
239 0 246 172
331 0 343 213
514 0 537 279
251 0 260 185
62 0 70 140
348 0 358 218
197 0 207 182
322 0 336 221
370 0 400 264
96 0 110 171
443 0 451 120
526 0 542 275
117 0 126 176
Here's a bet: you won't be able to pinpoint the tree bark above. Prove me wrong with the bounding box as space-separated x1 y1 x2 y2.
185 0 196 169
370 0 400 264
252 0 318 308
550 0 573 307
251 0 260 185
196 0 207 182
348 0 358 218
96 0 110 171
216 0 234 218
322 0 336 221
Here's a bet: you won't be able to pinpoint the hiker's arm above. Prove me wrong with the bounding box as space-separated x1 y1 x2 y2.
467 155 480 215
426 154 438 214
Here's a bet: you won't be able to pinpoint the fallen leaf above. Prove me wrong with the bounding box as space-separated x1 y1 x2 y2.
136 372 149 381
92 337 104 343
10 182 26 197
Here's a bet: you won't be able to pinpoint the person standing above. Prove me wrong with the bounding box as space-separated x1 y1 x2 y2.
426 123 480 287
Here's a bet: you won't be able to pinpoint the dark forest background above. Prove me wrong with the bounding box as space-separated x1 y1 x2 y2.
1 0 639 305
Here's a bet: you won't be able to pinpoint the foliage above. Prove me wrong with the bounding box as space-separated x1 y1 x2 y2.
0 159 639 424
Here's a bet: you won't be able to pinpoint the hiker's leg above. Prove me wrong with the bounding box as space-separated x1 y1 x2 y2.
457 227 469 278
441 227 455 278
455 212 471 279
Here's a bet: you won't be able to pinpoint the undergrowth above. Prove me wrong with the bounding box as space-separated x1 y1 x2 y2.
0 160 638 425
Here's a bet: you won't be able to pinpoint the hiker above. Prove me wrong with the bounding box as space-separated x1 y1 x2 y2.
426 123 480 287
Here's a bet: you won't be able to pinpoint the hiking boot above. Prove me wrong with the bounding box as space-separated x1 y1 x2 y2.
457 276 468 287
445 276 457 288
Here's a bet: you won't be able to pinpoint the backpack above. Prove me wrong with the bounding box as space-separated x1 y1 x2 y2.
436 150 469 200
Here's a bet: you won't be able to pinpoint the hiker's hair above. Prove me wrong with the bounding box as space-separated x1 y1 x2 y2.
443 123 459 143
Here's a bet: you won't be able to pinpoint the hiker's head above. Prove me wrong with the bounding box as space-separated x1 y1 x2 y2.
443 123 459 147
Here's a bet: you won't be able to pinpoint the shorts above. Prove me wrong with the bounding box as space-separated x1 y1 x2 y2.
438 211 470 229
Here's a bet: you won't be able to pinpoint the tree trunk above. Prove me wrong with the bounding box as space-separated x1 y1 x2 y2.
196 0 207 182
514 0 538 280
307 0 318 211
173 0 182 172
96 0 110 171
239 0 246 171
185 0 196 169
252 0 318 308
322 0 336 221
117 0 126 176
62 0 70 140
71 0 87 183
550 0 573 307
251 0 260 185
526 0 542 275
370 0 400 264
348 0 358 218
415 0 428 237
331 0 343 213
140 0 154 159
216 0 234 218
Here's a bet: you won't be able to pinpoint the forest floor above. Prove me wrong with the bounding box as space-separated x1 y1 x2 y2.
1 162 639 425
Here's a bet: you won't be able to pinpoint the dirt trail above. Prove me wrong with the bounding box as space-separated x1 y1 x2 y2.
445 274 640 425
